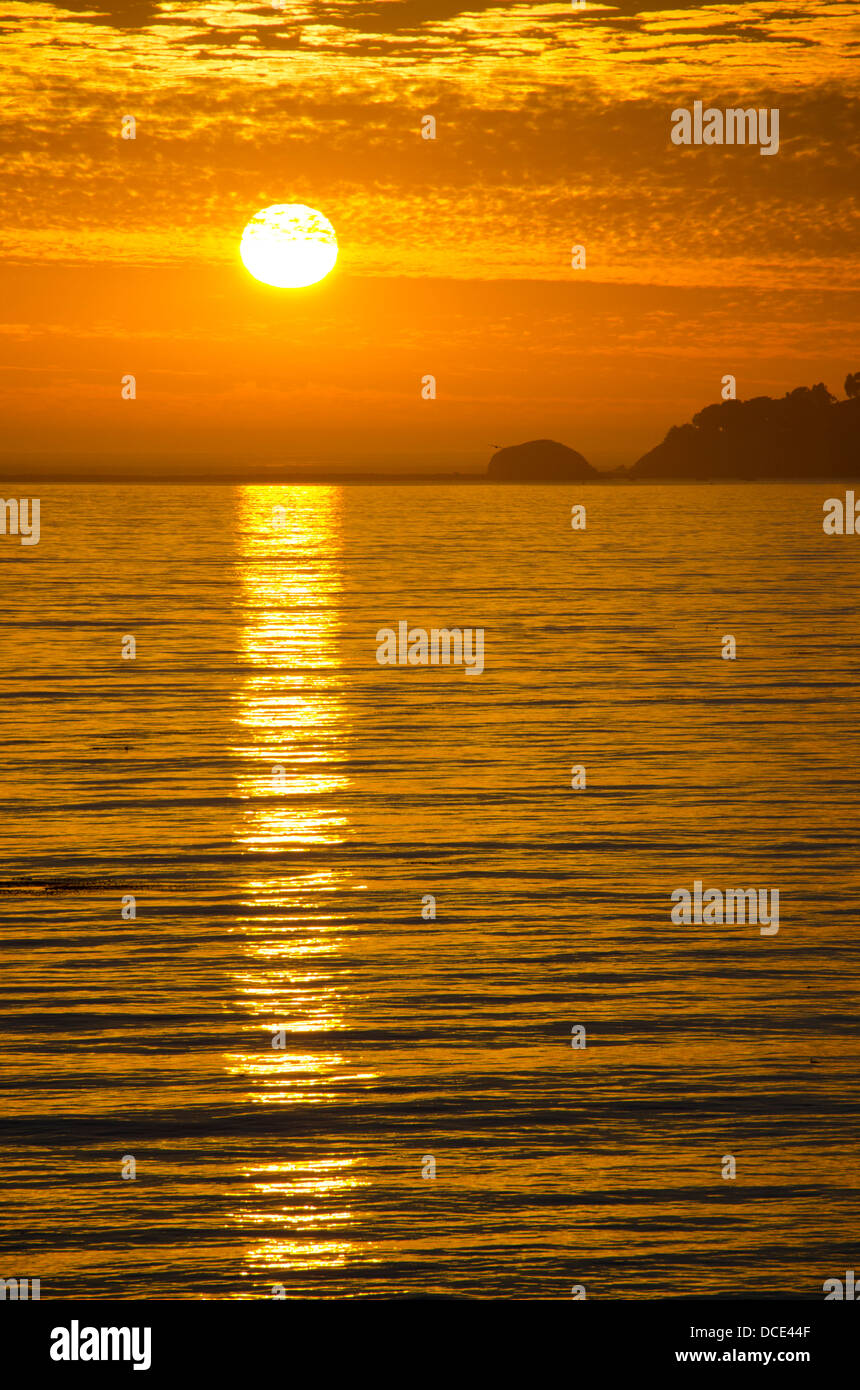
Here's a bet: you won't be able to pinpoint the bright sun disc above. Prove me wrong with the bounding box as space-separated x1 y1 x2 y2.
240 203 338 288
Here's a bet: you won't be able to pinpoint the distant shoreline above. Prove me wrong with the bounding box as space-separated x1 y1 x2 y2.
4 380 858 487
0 473 855 486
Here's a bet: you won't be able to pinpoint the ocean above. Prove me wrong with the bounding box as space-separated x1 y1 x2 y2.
1 482 858 1298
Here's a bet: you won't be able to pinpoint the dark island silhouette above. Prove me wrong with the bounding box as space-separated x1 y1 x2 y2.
629 374 860 481
487 438 598 482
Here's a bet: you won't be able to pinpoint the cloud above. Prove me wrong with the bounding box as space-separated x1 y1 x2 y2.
0 0 851 294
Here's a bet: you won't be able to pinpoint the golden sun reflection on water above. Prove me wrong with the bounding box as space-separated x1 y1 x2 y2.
233 486 349 852
240 1160 365 1275
227 486 370 1289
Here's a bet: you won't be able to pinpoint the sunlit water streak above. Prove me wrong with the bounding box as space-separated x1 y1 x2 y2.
0 483 858 1298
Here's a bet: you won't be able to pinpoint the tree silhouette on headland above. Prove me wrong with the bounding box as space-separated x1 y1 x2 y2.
630 375 860 480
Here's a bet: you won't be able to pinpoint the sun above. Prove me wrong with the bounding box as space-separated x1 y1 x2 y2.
239 204 338 289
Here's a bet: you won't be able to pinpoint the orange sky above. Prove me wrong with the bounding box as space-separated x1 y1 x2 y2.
1 0 858 474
